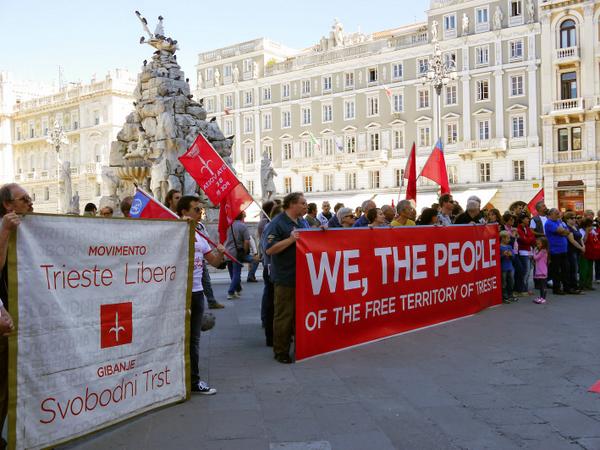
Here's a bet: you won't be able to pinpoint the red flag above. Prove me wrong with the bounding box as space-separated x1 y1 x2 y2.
404 142 417 202
178 133 240 205
527 188 544 214
218 183 254 244
420 139 450 195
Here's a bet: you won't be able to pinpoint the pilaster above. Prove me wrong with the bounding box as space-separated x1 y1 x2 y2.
494 69 504 139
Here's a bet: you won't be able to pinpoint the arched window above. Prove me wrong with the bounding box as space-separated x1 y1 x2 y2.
560 19 576 48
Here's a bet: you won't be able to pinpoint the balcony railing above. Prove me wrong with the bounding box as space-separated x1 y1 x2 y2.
555 149 582 162
551 98 584 113
554 46 579 62
462 138 507 151
508 14 524 27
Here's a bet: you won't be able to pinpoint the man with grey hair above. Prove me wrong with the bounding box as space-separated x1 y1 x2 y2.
391 200 416 226
0 182 33 447
467 195 482 207
454 199 485 224
336 207 356 227
353 199 376 227
530 200 548 237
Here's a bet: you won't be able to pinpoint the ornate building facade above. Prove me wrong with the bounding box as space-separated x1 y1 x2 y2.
196 0 543 211
540 0 600 213
1 70 135 213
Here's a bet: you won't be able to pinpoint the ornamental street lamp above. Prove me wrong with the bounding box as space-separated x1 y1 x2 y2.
47 121 72 213
421 37 457 145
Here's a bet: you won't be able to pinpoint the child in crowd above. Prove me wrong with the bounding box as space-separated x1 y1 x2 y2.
532 237 549 304
500 230 516 304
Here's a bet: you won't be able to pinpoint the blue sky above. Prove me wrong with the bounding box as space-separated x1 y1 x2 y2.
1 0 428 86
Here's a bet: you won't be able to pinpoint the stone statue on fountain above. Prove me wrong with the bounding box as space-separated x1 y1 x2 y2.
109 11 236 211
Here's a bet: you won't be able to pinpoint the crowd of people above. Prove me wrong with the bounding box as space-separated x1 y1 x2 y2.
1 181 600 445
254 192 600 363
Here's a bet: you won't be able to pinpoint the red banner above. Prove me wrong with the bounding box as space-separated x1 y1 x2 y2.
295 225 501 361
178 134 240 205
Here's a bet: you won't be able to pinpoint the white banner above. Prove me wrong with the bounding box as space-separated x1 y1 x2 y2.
8 214 193 450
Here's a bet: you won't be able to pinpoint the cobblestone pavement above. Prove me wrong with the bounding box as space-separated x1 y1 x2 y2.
64 277 600 450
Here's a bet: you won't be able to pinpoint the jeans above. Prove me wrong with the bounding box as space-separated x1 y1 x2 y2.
247 258 260 280
190 291 205 387
227 255 255 294
514 255 530 293
201 258 217 304
549 252 569 292
261 265 275 345
501 270 514 300
567 251 580 290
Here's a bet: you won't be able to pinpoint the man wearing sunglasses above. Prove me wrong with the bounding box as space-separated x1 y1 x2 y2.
0 183 33 449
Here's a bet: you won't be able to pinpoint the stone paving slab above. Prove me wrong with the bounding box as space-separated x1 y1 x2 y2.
58 281 600 450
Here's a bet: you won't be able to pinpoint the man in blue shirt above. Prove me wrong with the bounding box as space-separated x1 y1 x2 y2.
265 192 308 363
353 199 376 227
544 208 571 295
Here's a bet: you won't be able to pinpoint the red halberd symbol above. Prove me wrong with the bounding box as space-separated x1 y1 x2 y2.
100 302 133 349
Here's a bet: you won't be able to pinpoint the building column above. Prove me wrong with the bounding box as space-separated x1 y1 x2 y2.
461 74 471 141
527 64 539 146
253 110 261 162
234 112 242 166
584 119 596 162
581 4 595 99
494 69 504 139
539 12 554 113
542 119 554 164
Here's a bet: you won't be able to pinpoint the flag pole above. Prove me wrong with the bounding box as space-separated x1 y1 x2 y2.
133 185 241 264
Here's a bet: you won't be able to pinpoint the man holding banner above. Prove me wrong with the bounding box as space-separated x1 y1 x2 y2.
265 192 308 363
177 195 226 394
0 183 32 449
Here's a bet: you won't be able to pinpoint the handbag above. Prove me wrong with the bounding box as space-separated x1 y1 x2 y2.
201 312 215 331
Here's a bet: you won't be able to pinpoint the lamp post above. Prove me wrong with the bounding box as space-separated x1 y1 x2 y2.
47 121 71 213
421 37 457 145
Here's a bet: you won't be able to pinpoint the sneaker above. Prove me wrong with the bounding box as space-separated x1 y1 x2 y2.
533 297 543 304
247 277 258 282
192 381 217 395
510 297 519 303
226 292 241 300
209 302 225 309
502 299 511 304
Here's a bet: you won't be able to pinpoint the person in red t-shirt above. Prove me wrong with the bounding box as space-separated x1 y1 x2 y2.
515 213 537 296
